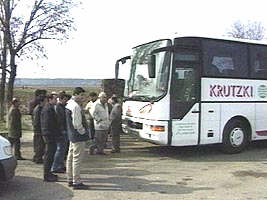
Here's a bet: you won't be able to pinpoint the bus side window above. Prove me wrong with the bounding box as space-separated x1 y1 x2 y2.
250 45 267 79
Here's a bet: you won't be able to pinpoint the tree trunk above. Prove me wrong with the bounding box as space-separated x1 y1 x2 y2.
0 68 6 121
6 53 16 105
0 33 8 121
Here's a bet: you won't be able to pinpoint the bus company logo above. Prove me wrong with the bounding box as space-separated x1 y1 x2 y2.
126 106 132 117
209 84 253 98
139 104 152 114
257 85 267 98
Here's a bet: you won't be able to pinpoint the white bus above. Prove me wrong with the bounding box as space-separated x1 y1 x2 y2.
116 36 267 154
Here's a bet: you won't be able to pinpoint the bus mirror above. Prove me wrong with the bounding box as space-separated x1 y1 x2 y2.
148 55 156 78
115 61 119 79
115 56 131 80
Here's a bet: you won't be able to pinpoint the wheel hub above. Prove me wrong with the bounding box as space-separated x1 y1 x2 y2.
230 128 244 147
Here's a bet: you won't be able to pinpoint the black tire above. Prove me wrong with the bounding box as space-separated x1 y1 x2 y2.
221 119 249 154
0 164 5 181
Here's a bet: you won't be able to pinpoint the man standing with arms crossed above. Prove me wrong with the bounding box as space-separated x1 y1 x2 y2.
66 87 89 190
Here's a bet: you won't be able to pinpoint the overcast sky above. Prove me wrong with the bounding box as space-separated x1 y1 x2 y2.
16 0 267 79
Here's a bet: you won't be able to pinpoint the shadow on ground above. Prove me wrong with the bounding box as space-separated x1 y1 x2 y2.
0 176 73 200
81 176 214 195
116 134 267 163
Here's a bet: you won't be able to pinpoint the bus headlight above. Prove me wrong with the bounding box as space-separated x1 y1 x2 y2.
3 145 12 156
150 125 165 132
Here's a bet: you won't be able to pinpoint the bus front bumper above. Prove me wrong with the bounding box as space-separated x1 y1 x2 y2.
122 119 168 145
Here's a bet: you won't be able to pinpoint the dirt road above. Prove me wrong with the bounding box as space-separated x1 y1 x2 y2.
1 133 267 200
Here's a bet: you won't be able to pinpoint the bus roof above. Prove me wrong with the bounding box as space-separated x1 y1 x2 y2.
175 35 267 45
133 33 267 48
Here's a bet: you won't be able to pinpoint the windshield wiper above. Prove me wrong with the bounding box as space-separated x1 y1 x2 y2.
134 95 151 101
123 95 151 102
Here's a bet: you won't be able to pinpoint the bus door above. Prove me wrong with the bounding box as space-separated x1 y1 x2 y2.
170 61 200 146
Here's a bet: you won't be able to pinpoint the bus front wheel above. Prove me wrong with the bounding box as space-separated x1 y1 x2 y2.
222 119 248 154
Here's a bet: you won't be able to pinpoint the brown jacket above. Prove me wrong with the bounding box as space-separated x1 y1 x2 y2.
8 105 22 138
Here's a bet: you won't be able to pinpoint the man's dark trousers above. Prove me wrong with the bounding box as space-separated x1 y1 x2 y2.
33 134 45 162
43 137 57 177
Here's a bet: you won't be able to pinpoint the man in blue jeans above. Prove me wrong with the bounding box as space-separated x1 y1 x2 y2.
41 94 60 182
51 92 71 173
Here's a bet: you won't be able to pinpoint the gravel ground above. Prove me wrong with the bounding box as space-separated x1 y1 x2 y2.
1 132 267 200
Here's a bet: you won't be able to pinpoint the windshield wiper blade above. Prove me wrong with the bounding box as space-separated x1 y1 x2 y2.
134 95 151 101
123 95 149 101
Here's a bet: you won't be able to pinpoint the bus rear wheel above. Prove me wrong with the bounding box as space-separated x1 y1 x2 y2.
221 119 248 154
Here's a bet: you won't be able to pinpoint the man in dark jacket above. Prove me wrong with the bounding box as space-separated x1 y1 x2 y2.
8 98 25 160
51 92 71 173
41 94 60 182
109 95 122 153
32 98 46 164
29 89 47 163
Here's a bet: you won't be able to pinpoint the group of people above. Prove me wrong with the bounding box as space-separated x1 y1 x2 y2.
7 87 122 190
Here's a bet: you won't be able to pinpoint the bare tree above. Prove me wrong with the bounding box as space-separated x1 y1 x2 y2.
0 0 78 119
227 20 265 40
0 1 9 121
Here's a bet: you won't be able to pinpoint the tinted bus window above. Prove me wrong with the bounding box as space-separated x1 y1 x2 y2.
250 45 267 79
203 40 248 78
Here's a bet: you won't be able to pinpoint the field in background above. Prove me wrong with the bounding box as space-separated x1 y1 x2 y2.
0 86 101 133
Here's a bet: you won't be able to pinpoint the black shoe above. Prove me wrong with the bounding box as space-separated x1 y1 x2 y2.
44 174 58 182
73 183 89 190
16 156 26 160
51 168 66 173
51 173 58 178
68 182 73 187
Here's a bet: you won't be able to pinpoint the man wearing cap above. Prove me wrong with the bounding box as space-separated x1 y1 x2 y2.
91 92 111 155
8 98 25 160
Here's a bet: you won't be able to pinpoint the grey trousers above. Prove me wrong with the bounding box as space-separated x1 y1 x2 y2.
111 127 120 151
95 130 108 153
66 141 86 184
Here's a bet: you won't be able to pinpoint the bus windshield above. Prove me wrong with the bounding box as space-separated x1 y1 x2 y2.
126 40 171 101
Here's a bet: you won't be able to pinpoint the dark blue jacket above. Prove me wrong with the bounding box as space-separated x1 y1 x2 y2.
65 109 89 142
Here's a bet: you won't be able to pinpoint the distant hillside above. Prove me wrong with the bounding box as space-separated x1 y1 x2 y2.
15 78 102 87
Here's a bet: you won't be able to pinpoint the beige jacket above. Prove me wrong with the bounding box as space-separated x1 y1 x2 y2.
91 99 110 130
